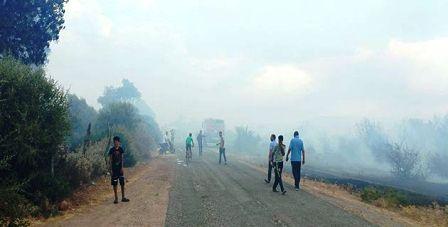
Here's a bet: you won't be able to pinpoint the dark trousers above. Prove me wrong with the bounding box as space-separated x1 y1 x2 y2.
291 161 302 188
198 143 203 156
273 161 284 192
266 161 273 182
219 147 227 164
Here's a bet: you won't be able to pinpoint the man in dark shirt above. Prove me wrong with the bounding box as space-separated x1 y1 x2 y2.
197 130 205 156
109 136 130 204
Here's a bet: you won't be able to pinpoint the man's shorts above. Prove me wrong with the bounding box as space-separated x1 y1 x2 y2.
186 144 192 151
111 168 125 186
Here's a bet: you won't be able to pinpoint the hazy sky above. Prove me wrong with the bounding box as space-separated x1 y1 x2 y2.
47 0 448 130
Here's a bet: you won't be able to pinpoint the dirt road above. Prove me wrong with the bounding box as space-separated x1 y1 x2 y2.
41 155 176 227
165 150 373 227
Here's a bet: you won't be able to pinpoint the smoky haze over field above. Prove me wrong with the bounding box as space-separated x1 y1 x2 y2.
46 0 448 195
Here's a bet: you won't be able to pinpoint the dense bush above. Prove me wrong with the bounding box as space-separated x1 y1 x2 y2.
0 57 70 224
361 186 408 208
62 140 109 188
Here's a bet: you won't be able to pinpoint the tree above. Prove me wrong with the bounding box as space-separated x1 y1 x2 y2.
95 102 141 136
357 119 422 179
232 126 262 153
67 94 98 150
0 0 68 65
0 56 69 223
98 79 141 106
98 79 156 118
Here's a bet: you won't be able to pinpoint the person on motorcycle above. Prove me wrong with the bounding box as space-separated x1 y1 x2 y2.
186 133 194 159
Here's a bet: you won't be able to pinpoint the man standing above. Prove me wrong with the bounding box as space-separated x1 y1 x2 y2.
197 130 205 156
286 131 306 191
265 134 276 183
109 136 130 204
217 131 227 165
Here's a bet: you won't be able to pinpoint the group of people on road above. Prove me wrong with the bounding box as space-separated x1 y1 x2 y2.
184 130 227 165
106 129 303 204
265 131 305 195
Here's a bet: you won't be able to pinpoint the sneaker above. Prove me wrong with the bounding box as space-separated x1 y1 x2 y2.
273 189 279 193
264 179 270 184
114 199 118 204
295 187 300 191
282 191 287 195
121 198 130 202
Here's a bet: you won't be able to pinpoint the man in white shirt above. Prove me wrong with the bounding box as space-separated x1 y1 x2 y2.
265 134 276 183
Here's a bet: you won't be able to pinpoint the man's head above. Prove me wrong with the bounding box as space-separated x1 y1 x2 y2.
294 131 299 137
113 136 121 147
189 132 192 137
278 135 284 143
270 134 276 141
219 131 223 137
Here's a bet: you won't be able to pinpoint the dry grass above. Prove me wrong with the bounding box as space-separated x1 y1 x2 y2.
399 204 448 226
295 173 448 226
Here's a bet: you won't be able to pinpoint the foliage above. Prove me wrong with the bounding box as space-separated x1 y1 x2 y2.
357 119 422 179
361 186 408 208
0 0 68 65
95 102 140 137
0 184 33 227
232 126 262 153
62 140 109 188
97 79 155 117
98 79 141 106
0 57 69 224
360 186 381 203
67 94 98 150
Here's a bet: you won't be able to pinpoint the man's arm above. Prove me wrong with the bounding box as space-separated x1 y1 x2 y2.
302 148 306 165
286 148 291 161
120 153 124 174
109 154 112 172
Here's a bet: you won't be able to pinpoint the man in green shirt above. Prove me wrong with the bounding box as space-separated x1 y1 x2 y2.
186 133 194 159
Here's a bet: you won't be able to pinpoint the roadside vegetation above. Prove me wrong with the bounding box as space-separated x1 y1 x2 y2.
304 176 448 226
0 57 160 226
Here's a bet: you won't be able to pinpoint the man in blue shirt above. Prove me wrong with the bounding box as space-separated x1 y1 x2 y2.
286 131 305 190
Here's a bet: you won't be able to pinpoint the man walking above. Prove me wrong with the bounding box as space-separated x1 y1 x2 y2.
286 131 306 191
271 135 286 195
109 136 130 204
217 131 227 165
265 134 276 183
197 130 205 156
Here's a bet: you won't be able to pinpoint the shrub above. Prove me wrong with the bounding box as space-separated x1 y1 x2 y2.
0 56 69 222
361 186 381 203
63 140 109 187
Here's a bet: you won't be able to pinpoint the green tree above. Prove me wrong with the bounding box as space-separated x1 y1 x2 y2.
67 94 98 150
0 0 68 65
98 79 155 118
95 102 140 136
0 56 70 224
